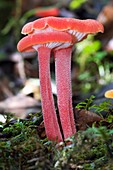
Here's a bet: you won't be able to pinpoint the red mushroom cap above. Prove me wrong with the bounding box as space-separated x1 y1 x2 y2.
32 17 104 32
22 22 34 35
22 17 104 33
22 18 46 34
21 17 104 43
17 31 72 52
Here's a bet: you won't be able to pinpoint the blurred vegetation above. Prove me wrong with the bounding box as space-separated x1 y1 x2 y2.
70 0 87 9
73 35 113 93
0 0 15 45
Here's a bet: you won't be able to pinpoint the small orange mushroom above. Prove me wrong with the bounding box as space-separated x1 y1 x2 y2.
105 89 113 99
17 17 104 142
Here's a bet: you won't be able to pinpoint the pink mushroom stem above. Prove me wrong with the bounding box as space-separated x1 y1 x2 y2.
54 47 76 139
38 46 63 142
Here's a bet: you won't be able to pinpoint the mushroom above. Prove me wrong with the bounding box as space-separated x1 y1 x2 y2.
105 89 113 98
17 30 72 142
17 17 104 142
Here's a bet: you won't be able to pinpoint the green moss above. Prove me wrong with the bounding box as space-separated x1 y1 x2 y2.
0 105 113 169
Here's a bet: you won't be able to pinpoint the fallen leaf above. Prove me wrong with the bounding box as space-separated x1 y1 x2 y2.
0 94 41 118
74 108 102 130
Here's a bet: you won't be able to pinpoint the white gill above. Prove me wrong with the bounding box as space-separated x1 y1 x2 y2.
33 42 71 50
68 30 86 41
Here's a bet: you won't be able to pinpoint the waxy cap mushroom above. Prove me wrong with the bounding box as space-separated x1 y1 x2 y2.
17 25 72 142
17 17 104 142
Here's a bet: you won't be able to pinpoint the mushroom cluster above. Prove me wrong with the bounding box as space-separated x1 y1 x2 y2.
17 17 104 142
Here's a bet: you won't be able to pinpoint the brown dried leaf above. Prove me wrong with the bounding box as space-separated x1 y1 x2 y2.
74 108 102 130
0 94 40 109
0 95 41 118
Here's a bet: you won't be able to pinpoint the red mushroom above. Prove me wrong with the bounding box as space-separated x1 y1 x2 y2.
17 17 104 142
17 31 72 142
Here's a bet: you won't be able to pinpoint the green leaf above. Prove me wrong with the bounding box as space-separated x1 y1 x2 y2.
76 95 95 110
70 0 87 9
83 41 101 55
